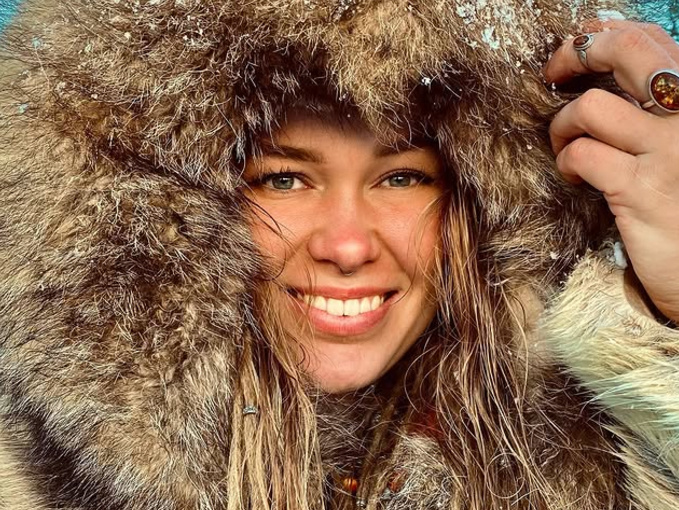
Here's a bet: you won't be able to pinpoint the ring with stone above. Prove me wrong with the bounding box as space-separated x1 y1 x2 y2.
572 33 595 70
640 69 679 114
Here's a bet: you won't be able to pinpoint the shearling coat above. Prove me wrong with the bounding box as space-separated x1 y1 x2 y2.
1 0 678 509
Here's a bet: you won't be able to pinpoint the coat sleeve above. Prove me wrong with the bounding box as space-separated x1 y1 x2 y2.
540 249 679 510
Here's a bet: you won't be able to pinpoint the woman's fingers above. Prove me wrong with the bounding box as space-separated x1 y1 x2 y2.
582 19 679 62
544 20 679 323
554 125 679 225
555 135 637 198
549 89 659 156
543 26 678 108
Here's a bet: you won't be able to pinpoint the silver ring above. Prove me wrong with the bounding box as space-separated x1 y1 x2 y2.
573 33 595 70
640 99 655 109
242 405 258 416
341 270 355 276
641 69 679 114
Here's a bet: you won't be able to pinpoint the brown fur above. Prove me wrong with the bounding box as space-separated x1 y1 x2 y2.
1 0 677 508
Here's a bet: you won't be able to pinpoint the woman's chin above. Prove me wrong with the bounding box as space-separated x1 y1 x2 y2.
305 355 385 394
313 374 377 394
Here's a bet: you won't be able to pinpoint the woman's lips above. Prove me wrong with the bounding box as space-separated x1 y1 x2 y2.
286 289 396 338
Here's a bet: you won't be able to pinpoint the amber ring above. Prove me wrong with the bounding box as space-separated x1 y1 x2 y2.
573 33 595 70
640 69 679 114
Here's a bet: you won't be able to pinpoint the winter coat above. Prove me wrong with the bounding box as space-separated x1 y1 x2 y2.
0 0 678 509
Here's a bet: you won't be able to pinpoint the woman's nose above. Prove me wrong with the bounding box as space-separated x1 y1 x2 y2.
306 195 380 274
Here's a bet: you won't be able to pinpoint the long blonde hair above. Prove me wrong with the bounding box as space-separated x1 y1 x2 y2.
228 103 620 510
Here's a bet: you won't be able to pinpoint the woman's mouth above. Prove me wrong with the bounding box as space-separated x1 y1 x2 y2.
286 289 398 338
290 291 392 316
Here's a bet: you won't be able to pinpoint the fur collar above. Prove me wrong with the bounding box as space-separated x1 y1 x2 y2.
2 1 661 509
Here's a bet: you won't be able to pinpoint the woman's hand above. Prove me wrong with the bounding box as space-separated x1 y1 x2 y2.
543 19 679 324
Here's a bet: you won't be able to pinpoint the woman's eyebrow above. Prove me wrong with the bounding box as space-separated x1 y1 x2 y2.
259 143 325 164
374 139 430 158
258 139 429 162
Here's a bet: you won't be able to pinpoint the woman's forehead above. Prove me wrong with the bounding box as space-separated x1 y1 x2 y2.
262 115 437 156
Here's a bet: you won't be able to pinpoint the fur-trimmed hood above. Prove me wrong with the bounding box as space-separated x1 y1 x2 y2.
2 0 679 509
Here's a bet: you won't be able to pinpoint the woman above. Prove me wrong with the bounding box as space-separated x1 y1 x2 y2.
0 0 678 509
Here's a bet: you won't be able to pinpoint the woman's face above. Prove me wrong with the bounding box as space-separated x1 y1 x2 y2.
244 117 443 393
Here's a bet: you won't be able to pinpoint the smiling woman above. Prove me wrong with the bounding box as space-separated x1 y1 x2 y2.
243 112 444 392
2 1 679 510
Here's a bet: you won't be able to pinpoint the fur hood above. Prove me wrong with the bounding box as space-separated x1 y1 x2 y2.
1 0 679 509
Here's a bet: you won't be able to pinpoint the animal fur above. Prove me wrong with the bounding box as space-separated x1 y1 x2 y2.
0 0 678 508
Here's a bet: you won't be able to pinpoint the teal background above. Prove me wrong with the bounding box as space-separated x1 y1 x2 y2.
632 0 679 38
0 1 678 39
0 0 21 32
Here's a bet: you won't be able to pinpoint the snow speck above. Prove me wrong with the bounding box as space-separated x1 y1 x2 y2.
481 26 500 50
597 9 625 21
570 0 583 22
612 241 628 269
455 5 474 25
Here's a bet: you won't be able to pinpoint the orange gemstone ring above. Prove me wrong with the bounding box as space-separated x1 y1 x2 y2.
573 33 595 70
641 69 679 114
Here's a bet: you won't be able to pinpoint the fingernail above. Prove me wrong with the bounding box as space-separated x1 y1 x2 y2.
597 9 625 21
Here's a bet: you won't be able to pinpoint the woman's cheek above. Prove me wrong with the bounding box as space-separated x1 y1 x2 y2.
384 201 440 277
416 215 442 284
247 203 286 262
248 202 307 265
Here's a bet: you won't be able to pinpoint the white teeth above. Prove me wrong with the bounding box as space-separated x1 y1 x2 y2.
344 299 360 317
299 293 389 316
359 297 372 314
312 296 327 312
326 298 344 317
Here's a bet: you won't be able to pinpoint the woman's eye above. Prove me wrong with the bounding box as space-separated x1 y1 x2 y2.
380 171 429 188
387 175 413 187
263 174 305 190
